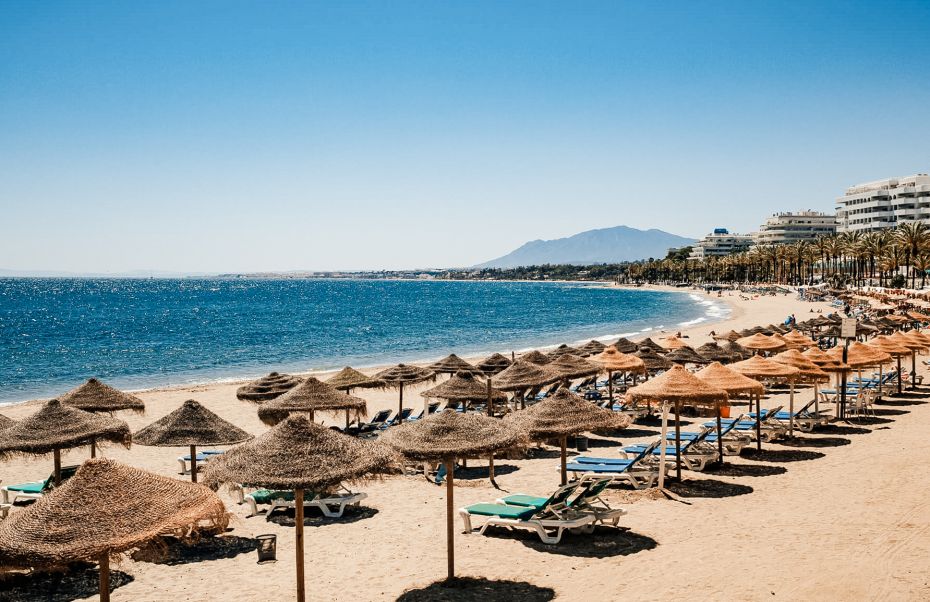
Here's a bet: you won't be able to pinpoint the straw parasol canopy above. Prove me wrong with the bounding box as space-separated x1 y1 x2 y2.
613 337 639 353
902 329 930 347
236 372 301 402
59 378 145 414
427 354 479 375
591 347 646 374
695 342 737 363
661 335 689 350
634 347 672 372
325 367 384 392
577 340 607 356
729 355 800 380
827 342 892 368
519 350 551 365
257 377 368 426
802 347 848 370
373 364 436 425
475 353 512 375
383 411 528 580
664 346 711 365
0 458 227 601
636 337 665 353
867 335 912 357
490 359 559 392
0 399 131 485
421 371 507 404
507 388 630 484
547 344 583 360
723 341 752 361
627 366 728 481
0 414 13 430
133 399 252 482
713 329 743 342
736 332 786 352
771 350 830 382
203 416 399 602
546 354 599 380
695 362 765 396
888 330 928 351
781 330 817 349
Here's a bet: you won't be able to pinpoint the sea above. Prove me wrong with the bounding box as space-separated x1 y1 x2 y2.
0 278 728 406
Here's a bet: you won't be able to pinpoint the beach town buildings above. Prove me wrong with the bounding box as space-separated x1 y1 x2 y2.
836 173 930 233
753 210 837 245
688 228 754 260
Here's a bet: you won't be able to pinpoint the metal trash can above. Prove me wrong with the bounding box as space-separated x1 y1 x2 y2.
256 534 277 563
575 435 589 452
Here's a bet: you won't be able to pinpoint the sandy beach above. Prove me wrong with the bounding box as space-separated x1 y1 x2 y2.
3 287 929 601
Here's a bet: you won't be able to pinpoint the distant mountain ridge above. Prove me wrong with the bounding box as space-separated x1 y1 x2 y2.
474 226 695 268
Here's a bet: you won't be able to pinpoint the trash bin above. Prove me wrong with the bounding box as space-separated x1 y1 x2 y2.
256 534 277 563
575 435 589 452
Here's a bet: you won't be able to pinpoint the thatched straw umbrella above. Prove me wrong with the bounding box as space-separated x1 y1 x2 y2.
421 371 507 408
888 331 928 390
613 337 639 353
546 354 599 383
257 377 368 429
508 388 629 485
373 364 436 425
519 350 551 365
0 458 227 602
723 341 752 361
590 347 646 403
713 330 742 342
633 348 672 374
578 340 607 357
736 333 786 355
771 350 830 435
636 337 665 353
729 356 799 446
547 344 584 361
491 359 559 410
383 412 527 580
694 362 765 462
867 336 912 396
204 416 399 602
59 378 144 458
781 330 816 349
428 354 478 376
0 414 13 430
475 353 512 375
0 399 131 486
627 366 728 482
236 372 301 402
661 335 689 350
695 342 737 364
133 400 252 482
665 346 711 366
827 342 893 412
325 367 384 394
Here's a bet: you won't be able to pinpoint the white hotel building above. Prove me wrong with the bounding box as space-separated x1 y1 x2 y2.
753 210 837 245
688 228 754 261
836 173 930 233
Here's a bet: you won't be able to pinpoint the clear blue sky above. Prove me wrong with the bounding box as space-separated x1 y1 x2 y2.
2 1 929 273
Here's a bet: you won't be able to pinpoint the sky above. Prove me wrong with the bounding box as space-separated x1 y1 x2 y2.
2 1 930 273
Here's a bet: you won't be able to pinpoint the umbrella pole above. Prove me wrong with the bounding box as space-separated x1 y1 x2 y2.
789 380 795 437
345 409 350 429
99 552 110 602
190 445 198 483
658 401 669 490
399 383 405 424
674 402 682 482
54 448 62 486
755 393 762 452
897 357 902 395
607 370 614 404
560 436 567 486
295 488 306 602
445 459 455 580
90 438 96 459
716 402 724 465
487 378 493 417
489 454 495 483
912 353 917 390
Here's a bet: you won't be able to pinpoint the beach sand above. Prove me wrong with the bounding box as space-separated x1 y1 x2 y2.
2 287 929 601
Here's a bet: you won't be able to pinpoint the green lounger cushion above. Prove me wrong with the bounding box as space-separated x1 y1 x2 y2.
499 494 548 509
250 489 296 504
4 481 46 494
465 503 537 520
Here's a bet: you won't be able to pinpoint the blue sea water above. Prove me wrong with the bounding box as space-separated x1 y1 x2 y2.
0 278 727 405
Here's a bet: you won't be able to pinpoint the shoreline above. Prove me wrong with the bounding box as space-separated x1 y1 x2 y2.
0 283 734 408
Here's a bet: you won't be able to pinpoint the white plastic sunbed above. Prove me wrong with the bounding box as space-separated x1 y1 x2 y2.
234 484 367 519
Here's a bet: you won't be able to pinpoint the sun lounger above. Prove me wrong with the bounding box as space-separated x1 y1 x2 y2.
497 479 627 527
565 441 660 489
460 484 596 544
749 400 832 432
706 405 787 442
356 409 392 432
671 416 752 455
177 450 224 475
1 465 80 504
622 426 717 471
381 408 413 427
241 484 367 519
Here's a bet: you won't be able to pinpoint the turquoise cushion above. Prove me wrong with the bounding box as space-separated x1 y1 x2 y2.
499 494 548 508
465 503 537 520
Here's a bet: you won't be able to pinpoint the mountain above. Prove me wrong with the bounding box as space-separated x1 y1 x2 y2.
474 226 696 268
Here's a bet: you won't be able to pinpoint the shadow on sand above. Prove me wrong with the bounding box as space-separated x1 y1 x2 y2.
666 478 753 498
495 525 658 558
818 424 871 436
0 566 134 602
703 462 787 477
452 464 519 480
397 577 555 601
776 436 851 448
268 505 379 527
741 448 825 462
131 535 258 565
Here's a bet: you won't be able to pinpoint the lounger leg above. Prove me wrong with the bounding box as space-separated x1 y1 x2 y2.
459 509 473 533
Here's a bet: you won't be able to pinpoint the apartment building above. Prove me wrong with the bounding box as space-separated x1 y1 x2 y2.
836 174 930 233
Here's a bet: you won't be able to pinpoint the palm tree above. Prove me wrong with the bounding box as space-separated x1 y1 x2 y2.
894 222 928 288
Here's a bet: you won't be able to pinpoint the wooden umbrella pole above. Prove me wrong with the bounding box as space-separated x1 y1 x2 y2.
674 402 682 482
897 357 903 395
788 380 795 437
399 383 405 424
190 445 198 483
657 401 669 490
488 454 495 483
99 551 110 602
295 488 306 602
911 353 917 390
345 409 350 429
54 448 62 486
755 393 762 452
486 378 493 417
445 459 455 580
607 371 613 404
90 438 96 459
715 402 724 465
560 437 567 486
